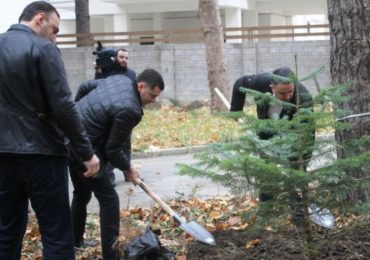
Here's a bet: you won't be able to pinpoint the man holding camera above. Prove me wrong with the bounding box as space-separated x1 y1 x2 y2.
94 48 136 82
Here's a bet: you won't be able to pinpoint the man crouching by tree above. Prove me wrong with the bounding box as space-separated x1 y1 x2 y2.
230 67 314 224
68 69 164 259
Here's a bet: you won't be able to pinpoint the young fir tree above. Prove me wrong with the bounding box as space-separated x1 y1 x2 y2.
177 67 370 257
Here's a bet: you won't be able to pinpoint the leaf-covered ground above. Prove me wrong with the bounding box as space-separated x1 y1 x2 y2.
22 195 255 259
22 196 370 259
187 219 370 259
21 105 363 259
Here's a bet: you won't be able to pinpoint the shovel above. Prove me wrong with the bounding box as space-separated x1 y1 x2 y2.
134 178 216 245
309 204 335 229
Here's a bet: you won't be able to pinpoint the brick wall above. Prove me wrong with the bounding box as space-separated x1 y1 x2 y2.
61 40 330 104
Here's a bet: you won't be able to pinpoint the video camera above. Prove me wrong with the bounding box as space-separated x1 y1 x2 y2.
92 41 116 72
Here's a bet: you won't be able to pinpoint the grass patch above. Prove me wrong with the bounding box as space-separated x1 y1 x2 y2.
131 104 333 152
132 106 240 152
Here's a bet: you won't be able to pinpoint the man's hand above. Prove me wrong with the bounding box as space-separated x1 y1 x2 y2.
124 167 140 183
82 154 100 177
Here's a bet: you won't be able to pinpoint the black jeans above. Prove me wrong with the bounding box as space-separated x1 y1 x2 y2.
105 150 131 184
0 154 74 260
105 139 132 184
69 165 120 260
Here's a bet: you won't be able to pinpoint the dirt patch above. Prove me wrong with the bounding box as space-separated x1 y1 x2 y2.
187 222 370 259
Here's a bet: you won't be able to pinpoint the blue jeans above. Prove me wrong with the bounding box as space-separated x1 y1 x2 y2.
0 154 74 260
69 165 120 260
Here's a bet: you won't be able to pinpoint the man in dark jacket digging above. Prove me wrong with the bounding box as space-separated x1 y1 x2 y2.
69 69 164 259
94 48 137 186
230 67 314 223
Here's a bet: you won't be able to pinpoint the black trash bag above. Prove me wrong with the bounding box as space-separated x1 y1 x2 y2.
123 227 175 260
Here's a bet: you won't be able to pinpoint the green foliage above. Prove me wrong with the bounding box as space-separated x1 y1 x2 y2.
299 65 325 83
177 68 370 232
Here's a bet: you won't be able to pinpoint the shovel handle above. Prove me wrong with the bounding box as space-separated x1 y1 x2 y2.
214 87 231 110
134 178 176 217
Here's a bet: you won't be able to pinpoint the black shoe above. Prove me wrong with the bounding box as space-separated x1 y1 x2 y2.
291 212 304 227
288 194 304 227
259 193 273 202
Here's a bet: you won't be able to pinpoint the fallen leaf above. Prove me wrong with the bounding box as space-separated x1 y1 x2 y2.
120 210 131 218
265 225 274 231
208 210 222 220
228 216 241 226
24 227 40 240
159 214 170 222
230 222 249 230
245 239 261 249
215 223 229 231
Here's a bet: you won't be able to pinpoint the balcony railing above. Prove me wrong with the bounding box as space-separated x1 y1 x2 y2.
57 24 330 46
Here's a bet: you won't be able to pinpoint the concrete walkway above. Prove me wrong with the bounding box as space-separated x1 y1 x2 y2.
69 152 230 212
68 135 335 212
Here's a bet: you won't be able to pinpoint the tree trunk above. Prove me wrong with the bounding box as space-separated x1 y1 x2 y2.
328 0 370 202
75 0 92 46
198 0 230 112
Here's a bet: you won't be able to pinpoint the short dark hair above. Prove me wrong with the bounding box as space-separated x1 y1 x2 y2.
19 1 60 22
137 69 165 91
270 66 295 84
115 48 128 57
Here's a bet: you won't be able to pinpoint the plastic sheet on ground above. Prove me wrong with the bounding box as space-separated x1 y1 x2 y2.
123 227 175 260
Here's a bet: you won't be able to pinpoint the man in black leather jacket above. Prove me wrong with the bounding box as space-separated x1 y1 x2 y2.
69 69 164 259
0 2 100 260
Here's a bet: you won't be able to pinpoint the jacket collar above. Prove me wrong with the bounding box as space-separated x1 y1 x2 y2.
112 62 128 73
132 82 144 115
8 24 37 35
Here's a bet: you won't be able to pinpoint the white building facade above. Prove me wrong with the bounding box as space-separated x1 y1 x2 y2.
0 1 330 104
1 0 328 39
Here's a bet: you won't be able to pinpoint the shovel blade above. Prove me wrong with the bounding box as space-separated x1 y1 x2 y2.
309 205 335 229
180 221 216 245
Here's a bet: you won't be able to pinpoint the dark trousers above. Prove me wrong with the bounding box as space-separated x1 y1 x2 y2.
69 166 120 260
105 163 116 183
106 147 131 184
0 154 74 260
